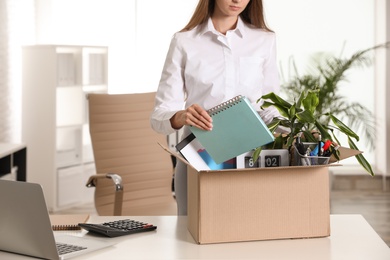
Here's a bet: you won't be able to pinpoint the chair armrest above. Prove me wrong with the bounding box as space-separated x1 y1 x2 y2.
86 173 123 191
86 173 124 216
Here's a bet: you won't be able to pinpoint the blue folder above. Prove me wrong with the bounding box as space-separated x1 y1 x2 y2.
190 95 274 164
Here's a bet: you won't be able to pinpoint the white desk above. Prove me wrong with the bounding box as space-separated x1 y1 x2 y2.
1 215 389 259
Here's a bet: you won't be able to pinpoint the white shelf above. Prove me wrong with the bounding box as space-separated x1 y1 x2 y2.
22 45 108 211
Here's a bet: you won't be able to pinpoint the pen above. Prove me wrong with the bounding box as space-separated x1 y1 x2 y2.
322 140 331 152
295 135 307 166
323 142 340 157
295 135 305 155
300 156 307 166
305 147 311 166
310 143 323 156
317 134 322 156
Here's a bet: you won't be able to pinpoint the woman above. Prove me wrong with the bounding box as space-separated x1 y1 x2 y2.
150 0 280 215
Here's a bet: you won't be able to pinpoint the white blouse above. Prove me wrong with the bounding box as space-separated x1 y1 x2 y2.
151 17 280 135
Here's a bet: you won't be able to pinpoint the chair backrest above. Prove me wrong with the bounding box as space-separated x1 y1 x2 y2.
88 92 177 216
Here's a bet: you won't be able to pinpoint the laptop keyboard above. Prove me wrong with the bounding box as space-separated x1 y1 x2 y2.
56 242 87 255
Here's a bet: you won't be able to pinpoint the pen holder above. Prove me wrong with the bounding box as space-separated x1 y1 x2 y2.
294 142 330 166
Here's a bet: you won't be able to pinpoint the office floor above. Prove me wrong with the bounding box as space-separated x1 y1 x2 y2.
57 174 390 247
330 174 390 247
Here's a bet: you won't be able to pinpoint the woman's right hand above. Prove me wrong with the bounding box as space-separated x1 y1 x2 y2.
170 104 213 131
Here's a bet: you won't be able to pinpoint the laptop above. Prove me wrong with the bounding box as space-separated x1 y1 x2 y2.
0 180 114 259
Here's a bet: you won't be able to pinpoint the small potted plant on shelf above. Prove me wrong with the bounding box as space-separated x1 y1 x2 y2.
253 89 374 176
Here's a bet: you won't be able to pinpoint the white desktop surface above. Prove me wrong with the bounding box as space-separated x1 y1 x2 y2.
0 214 389 260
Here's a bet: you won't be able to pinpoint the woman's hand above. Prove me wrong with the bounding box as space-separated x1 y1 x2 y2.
170 104 213 131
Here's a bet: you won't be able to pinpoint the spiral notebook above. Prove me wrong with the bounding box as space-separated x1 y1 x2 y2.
190 95 274 164
50 214 90 230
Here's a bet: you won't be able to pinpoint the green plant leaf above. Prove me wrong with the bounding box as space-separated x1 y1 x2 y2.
314 121 332 140
296 91 305 108
261 101 290 118
286 135 295 148
289 104 296 119
302 131 317 142
296 110 315 123
302 90 319 113
258 92 292 109
273 135 285 149
252 147 262 162
331 146 341 161
348 137 374 176
291 122 305 137
267 118 282 133
328 129 342 144
329 114 360 141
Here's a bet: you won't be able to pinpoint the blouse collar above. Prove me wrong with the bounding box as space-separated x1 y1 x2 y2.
199 16 245 38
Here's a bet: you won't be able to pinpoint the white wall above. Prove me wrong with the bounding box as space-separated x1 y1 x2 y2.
374 0 390 178
34 0 382 170
1 0 35 143
35 0 198 93
265 0 375 166
134 0 198 92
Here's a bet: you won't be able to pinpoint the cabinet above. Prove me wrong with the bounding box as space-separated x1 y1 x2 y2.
22 45 107 212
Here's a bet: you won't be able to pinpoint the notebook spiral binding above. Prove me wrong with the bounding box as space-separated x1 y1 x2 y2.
52 224 81 231
207 95 243 116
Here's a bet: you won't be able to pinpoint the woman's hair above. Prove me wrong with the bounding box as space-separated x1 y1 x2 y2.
180 0 272 32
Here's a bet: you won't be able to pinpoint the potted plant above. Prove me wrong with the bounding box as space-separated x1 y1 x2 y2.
281 43 389 150
252 43 390 176
253 89 374 176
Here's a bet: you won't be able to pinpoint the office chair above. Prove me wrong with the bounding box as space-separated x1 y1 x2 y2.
86 92 177 216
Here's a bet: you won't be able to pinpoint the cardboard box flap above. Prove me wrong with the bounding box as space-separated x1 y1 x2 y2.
159 142 342 173
159 142 242 172
329 146 362 163
158 142 197 171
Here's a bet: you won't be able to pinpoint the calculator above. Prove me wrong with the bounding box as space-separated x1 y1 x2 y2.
78 219 157 237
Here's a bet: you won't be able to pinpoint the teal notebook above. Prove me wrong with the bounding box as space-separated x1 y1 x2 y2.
190 95 274 164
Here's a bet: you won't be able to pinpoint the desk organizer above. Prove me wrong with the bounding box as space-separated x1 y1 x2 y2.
294 142 330 166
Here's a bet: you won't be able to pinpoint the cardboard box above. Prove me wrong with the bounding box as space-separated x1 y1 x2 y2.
160 144 361 244
187 165 333 244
